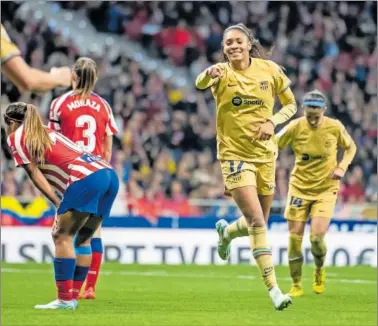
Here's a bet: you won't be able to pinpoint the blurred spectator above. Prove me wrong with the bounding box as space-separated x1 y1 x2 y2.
365 174 377 203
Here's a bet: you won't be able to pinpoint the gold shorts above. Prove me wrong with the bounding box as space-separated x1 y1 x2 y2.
284 185 337 222
220 160 275 196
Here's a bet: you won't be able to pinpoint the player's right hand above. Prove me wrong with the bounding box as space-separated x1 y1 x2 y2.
50 66 72 87
206 65 224 79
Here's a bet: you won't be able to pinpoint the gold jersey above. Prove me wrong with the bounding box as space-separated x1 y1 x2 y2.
1 24 20 64
195 58 292 163
277 116 355 199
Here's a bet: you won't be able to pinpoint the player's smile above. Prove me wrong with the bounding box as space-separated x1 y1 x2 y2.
229 50 243 58
226 48 246 62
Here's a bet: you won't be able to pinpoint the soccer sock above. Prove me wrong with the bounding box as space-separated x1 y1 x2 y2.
310 234 327 270
73 265 90 299
248 226 277 290
85 238 103 290
54 257 76 301
288 234 304 286
226 216 249 240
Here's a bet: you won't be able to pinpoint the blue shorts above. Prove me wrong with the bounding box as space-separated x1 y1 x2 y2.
57 169 119 219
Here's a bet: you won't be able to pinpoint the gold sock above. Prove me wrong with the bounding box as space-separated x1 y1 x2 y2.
227 216 249 240
310 234 327 270
248 226 277 290
288 234 304 286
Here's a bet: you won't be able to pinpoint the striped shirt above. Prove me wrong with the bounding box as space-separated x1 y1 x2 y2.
48 91 119 157
7 125 112 198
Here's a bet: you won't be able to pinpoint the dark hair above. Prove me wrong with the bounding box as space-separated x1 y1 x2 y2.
5 102 52 164
222 23 273 62
302 90 328 109
73 57 98 99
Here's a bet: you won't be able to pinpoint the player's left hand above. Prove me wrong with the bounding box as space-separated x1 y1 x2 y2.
256 120 275 141
330 167 345 180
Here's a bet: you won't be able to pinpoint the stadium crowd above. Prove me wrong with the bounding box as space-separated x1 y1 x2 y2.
1 2 377 217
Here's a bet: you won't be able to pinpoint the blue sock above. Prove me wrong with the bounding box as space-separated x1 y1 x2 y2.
91 238 103 253
53 257 76 301
73 265 90 299
74 265 90 281
54 258 76 281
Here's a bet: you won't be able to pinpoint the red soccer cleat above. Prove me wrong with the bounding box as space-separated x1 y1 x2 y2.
79 287 96 300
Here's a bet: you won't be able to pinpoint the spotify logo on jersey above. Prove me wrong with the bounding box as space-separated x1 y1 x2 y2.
232 96 242 106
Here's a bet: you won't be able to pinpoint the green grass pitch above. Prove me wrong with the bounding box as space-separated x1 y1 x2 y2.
2 263 376 325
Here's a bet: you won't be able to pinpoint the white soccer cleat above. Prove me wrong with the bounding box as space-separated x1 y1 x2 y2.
216 219 231 260
269 286 293 311
34 299 77 310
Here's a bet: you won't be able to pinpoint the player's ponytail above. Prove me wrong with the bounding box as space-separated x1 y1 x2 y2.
23 104 52 164
222 23 273 62
73 57 98 99
5 102 52 164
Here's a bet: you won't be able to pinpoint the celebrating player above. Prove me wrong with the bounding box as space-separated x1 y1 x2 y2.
48 57 119 300
1 24 71 92
277 90 356 296
5 102 119 310
195 23 297 310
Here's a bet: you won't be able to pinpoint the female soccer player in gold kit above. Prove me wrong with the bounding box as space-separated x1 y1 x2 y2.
195 23 297 310
277 90 356 296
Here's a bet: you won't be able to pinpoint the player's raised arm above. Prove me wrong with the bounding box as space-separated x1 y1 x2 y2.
3 57 72 93
195 64 223 90
1 24 71 93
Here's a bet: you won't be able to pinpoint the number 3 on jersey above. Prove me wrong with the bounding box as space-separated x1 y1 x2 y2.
75 115 96 153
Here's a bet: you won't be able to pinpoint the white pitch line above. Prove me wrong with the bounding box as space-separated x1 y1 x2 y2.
1 268 375 284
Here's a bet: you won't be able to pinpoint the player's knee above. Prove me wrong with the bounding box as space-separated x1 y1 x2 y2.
244 214 265 227
310 234 327 255
51 231 71 246
51 228 62 242
310 234 324 243
288 222 305 236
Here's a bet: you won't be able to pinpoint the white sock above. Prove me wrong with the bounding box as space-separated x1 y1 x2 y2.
269 286 282 297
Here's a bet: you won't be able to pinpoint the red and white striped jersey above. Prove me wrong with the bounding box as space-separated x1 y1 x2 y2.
7 125 112 198
48 91 119 157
